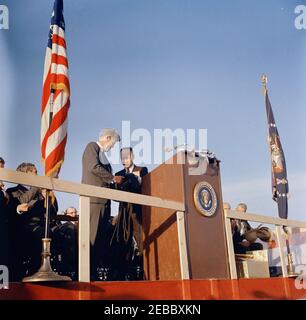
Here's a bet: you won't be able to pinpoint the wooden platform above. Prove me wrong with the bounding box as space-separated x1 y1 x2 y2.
0 278 305 300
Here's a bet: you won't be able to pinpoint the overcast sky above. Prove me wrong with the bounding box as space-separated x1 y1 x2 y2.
0 0 305 221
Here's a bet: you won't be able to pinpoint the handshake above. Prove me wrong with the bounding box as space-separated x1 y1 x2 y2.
113 170 141 186
113 175 125 185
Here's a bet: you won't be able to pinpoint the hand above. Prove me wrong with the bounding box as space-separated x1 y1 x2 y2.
111 215 118 226
0 181 5 190
41 189 47 198
113 176 125 185
17 203 32 213
239 240 251 247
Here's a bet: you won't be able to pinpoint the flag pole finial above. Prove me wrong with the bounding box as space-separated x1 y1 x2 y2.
261 74 268 96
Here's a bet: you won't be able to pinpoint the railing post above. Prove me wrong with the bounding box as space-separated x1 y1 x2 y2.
79 196 90 282
223 207 238 279
275 225 288 277
176 211 190 280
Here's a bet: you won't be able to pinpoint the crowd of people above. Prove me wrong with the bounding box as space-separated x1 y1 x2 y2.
0 128 148 281
0 160 78 281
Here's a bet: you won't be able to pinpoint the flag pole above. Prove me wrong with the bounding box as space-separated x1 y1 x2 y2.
261 75 296 277
261 74 268 97
23 87 71 282
43 86 55 241
283 226 296 277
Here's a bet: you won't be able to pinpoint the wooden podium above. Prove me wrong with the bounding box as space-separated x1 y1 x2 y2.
141 152 230 280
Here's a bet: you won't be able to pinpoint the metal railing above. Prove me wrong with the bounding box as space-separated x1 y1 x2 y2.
0 168 186 282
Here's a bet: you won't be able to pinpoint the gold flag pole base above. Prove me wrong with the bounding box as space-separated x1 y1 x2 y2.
22 238 71 282
286 253 299 278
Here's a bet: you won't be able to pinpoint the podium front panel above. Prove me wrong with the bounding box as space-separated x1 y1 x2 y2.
142 153 230 280
182 160 230 279
142 160 185 280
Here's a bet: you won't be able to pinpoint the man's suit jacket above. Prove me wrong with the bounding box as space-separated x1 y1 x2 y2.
116 165 148 180
115 165 148 194
0 190 8 227
6 184 58 228
0 190 8 265
115 165 148 257
6 185 39 204
0 190 7 211
82 142 114 204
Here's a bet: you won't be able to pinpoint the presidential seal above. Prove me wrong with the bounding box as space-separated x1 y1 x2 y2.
193 181 217 217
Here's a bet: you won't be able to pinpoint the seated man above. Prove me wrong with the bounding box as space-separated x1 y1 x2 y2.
231 203 263 254
64 206 78 225
6 163 74 280
56 206 79 278
0 158 35 269
109 147 148 280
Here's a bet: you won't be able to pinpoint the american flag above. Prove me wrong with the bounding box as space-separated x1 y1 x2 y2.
41 0 70 177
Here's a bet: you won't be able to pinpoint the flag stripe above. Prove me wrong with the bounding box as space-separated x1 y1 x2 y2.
51 43 67 57
51 53 68 67
52 34 66 49
41 91 69 154
45 135 67 176
51 63 68 77
45 117 68 158
52 25 65 38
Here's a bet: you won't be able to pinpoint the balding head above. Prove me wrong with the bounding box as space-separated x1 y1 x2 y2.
236 203 247 213
65 207 78 218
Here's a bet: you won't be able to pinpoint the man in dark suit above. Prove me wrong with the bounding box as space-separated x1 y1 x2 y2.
111 147 148 279
6 163 61 280
82 128 124 278
232 203 263 254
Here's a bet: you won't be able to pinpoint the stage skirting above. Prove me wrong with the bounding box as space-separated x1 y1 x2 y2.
0 278 305 300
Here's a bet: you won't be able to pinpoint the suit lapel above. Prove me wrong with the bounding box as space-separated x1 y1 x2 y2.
132 165 140 173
